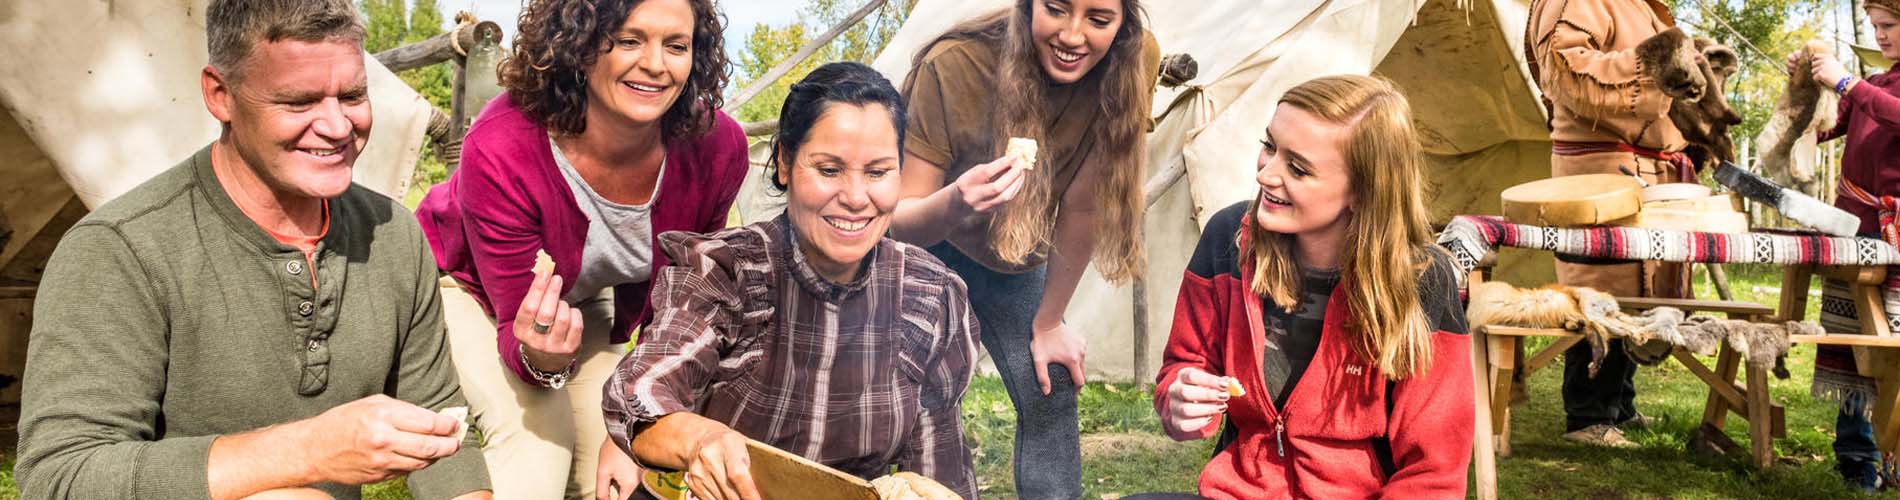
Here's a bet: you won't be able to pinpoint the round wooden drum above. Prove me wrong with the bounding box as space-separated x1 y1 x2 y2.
1500 174 1643 227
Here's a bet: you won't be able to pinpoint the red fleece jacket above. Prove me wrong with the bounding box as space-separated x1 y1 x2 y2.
1154 202 1474 499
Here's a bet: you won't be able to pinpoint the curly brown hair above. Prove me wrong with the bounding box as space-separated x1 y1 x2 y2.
499 0 729 139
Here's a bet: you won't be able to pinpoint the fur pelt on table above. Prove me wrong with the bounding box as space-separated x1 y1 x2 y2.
1467 281 1819 383
1466 282 1686 377
1629 316 1818 379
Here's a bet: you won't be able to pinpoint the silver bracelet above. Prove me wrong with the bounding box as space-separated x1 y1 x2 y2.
519 343 576 389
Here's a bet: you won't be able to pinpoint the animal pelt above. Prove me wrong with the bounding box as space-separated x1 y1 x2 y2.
1609 307 1689 365
1753 41 1840 198
1466 282 1686 377
1632 316 1819 379
872 472 962 500
1467 282 1587 332
1637 28 1710 104
1670 37 1743 170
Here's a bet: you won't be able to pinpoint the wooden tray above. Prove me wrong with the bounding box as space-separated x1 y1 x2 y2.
641 439 880 500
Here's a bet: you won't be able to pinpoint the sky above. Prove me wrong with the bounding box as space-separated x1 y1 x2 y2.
435 0 807 61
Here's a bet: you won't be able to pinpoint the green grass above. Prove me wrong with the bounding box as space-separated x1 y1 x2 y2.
3 365 1898 499
6 264 1900 498
0 457 14 500
963 377 1211 498
1488 339 1885 499
1475 263 1889 499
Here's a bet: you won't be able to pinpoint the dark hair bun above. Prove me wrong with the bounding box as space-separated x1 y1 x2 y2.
767 62 907 192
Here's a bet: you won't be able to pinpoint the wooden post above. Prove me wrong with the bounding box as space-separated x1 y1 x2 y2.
1706 263 1734 301
1126 161 1188 386
1747 361 1774 468
742 120 781 138
0 205 11 255
1780 264 1814 322
0 297 28 404
1143 163 1187 208
449 23 507 174
724 0 891 113
1131 278 1150 386
1470 324 1497 500
1487 334 1516 457
373 21 502 73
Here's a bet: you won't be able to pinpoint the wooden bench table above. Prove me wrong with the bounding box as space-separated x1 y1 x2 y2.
1436 216 1900 500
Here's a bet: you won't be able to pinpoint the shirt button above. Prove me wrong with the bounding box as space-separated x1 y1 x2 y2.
287 260 304 275
298 301 314 316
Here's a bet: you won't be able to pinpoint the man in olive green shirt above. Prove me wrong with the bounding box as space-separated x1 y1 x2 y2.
14 1 490 498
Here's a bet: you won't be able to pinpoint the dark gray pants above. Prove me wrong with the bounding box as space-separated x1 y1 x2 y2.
929 243 1081 500
1562 338 1638 432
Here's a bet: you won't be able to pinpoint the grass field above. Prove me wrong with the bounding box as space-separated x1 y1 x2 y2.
6 265 1900 498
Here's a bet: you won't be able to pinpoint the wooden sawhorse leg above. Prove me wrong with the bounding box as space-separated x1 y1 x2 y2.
1470 325 1497 500
1488 334 1516 457
1748 359 1776 469
1688 345 1744 456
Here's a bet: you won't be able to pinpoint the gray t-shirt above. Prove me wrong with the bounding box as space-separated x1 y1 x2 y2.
551 138 659 302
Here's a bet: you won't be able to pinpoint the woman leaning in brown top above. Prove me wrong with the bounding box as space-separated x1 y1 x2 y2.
890 0 1159 497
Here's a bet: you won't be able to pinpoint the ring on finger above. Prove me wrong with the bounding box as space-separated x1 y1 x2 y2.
532 320 553 334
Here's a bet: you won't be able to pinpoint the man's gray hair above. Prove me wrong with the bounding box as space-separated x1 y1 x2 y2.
207 0 367 83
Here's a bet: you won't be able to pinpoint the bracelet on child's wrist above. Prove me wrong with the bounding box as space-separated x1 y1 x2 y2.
1837 75 1857 94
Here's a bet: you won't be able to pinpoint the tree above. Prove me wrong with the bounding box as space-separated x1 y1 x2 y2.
360 0 456 111
731 0 919 122
1668 0 1822 150
360 0 456 206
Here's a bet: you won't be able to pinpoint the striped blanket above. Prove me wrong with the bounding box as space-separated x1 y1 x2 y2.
1436 215 1900 271
1436 215 1900 412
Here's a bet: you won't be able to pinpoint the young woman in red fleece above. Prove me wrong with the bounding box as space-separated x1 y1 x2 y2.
1154 75 1473 499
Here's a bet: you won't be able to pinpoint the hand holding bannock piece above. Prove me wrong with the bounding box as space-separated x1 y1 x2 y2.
513 249 583 378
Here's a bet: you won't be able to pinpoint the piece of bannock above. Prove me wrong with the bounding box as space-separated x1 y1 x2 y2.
1005 137 1038 170
533 249 556 276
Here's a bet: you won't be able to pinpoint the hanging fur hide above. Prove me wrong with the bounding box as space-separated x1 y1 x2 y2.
1752 41 1840 198
1669 37 1743 170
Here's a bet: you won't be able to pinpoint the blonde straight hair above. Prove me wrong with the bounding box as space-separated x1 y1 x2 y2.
906 0 1151 283
1246 75 1437 380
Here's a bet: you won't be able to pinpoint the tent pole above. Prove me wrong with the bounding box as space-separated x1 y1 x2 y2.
1130 161 1188 384
724 0 891 114
373 21 501 73
1132 277 1150 385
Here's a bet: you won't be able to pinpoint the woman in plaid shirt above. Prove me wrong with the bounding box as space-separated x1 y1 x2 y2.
601 62 981 500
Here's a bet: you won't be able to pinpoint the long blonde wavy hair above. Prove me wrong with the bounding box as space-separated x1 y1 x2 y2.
905 0 1151 283
1246 75 1438 380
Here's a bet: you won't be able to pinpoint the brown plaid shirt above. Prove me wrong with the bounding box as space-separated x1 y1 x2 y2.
604 215 979 499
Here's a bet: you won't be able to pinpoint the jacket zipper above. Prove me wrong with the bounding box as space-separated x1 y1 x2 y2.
1274 410 1287 458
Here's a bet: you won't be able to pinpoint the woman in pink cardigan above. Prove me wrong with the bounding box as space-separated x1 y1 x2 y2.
413 0 747 497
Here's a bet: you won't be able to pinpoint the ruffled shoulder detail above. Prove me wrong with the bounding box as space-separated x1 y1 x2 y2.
654 223 780 341
891 240 978 407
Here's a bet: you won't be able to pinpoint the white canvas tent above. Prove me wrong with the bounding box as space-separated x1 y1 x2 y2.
0 0 437 277
736 0 1555 382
